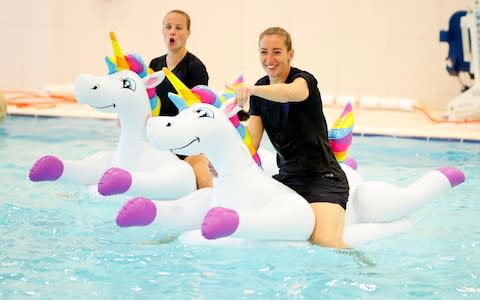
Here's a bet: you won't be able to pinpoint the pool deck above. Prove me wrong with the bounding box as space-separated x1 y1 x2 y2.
6 102 480 142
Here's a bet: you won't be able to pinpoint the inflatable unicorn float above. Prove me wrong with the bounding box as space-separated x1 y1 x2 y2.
28 33 196 199
115 68 466 247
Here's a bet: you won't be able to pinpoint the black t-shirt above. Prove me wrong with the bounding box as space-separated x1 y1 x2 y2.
149 52 209 116
249 67 345 180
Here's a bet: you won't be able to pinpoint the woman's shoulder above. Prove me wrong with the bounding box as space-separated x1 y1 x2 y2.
291 67 316 79
185 52 207 67
149 55 167 70
255 75 270 85
290 67 318 85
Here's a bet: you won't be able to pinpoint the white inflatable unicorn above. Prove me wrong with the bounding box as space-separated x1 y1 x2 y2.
28 33 196 199
115 68 465 247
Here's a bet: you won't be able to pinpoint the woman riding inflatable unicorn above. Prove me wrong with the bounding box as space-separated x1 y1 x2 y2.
116 68 465 247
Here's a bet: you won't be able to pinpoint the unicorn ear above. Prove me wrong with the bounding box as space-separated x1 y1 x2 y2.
168 92 188 112
143 71 165 89
220 98 242 118
105 56 117 74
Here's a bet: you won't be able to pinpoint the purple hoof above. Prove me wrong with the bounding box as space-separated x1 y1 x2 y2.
98 167 132 196
29 155 64 181
116 197 157 227
201 207 239 240
436 167 465 187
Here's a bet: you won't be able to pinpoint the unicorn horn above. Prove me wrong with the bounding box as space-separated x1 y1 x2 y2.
109 32 129 70
162 67 200 106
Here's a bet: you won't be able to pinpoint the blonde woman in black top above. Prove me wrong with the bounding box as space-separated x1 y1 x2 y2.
149 9 211 189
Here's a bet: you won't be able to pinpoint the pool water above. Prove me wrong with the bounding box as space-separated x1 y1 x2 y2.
1 116 479 299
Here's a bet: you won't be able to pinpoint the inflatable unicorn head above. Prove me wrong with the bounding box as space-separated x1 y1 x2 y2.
147 67 263 169
74 32 164 120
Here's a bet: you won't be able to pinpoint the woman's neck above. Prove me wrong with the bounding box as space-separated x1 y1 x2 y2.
166 48 188 70
269 66 291 84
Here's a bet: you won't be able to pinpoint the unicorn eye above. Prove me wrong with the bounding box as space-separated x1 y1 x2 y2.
196 107 214 118
121 78 136 91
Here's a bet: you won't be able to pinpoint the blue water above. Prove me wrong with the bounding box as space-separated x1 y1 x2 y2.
1 116 479 299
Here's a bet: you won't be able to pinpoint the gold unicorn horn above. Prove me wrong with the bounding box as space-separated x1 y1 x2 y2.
162 67 200 106
109 32 129 70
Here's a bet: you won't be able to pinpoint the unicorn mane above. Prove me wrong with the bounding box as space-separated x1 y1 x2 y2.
328 102 354 162
104 32 160 116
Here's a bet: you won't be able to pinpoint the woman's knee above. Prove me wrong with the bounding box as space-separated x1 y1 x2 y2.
185 155 213 188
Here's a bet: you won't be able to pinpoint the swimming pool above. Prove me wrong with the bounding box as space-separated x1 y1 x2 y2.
1 116 479 299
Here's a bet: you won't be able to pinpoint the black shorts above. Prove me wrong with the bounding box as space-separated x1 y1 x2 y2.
272 173 349 210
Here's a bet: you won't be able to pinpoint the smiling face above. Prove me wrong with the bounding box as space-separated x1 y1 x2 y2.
258 31 294 83
146 103 235 157
74 70 150 116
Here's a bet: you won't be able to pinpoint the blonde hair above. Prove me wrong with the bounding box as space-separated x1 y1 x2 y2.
164 9 191 30
259 27 292 51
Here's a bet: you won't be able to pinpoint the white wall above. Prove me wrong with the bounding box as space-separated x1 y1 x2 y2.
0 0 472 110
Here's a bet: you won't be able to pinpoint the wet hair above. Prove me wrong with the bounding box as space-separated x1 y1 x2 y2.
164 9 191 30
259 27 292 51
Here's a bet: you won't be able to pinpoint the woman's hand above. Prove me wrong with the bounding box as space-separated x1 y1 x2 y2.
227 85 254 108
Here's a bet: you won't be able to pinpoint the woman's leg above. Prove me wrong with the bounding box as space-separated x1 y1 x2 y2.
184 154 213 189
309 202 347 248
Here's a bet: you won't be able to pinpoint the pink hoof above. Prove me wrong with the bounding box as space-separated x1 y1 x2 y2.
98 167 132 196
116 197 157 227
436 167 465 187
29 155 64 181
201 207 239 240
